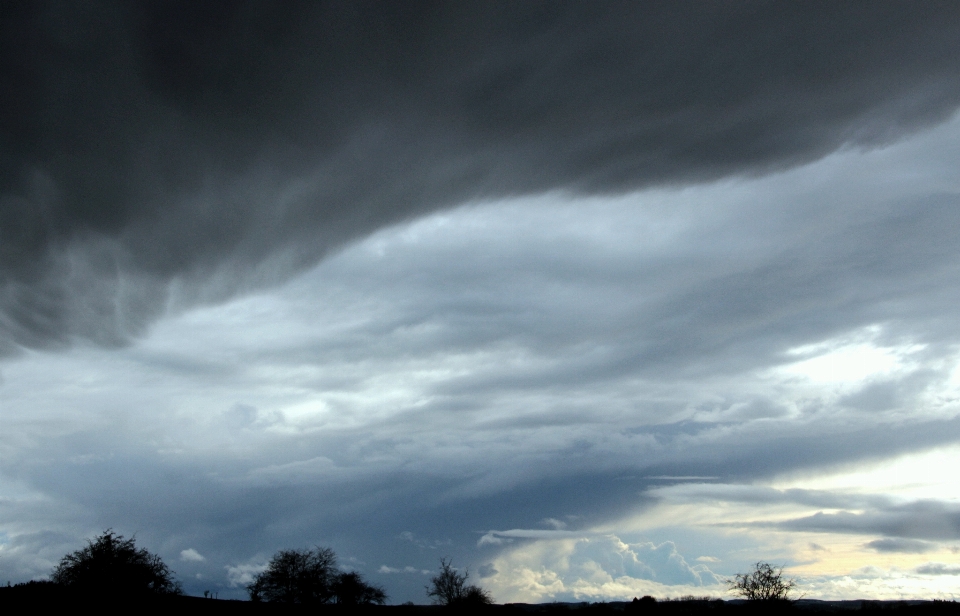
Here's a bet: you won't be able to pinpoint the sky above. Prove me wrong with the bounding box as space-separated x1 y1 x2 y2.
3 1 960 604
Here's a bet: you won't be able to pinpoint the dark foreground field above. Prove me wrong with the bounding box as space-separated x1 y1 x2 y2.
3 585 959 616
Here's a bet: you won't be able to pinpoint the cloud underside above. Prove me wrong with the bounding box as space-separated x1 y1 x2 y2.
3 3 960 351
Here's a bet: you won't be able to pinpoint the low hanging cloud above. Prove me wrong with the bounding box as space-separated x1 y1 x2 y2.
3 2 960 354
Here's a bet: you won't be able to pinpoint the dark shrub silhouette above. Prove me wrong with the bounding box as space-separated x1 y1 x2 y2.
248 546 385 605
728 562 795 601
332 571 387 605
426 557 492 605
51 530 181 596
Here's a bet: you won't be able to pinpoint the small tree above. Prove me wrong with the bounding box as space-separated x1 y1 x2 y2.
51 530 181 596
248 547 386 605
728 562 796 601
427 558 492 606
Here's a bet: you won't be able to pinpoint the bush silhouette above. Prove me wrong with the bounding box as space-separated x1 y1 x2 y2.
51 530 181 596
248 546 385 605
332 571 386 605
426 557 492 605
728 562 795 601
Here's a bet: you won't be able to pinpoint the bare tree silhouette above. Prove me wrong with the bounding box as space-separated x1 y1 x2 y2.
427 558 492 606
728 562 796 601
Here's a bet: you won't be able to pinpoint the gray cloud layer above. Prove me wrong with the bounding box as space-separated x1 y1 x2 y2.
4 1 960 352
780 502 960 542
654 481 960 546
866 538 937 554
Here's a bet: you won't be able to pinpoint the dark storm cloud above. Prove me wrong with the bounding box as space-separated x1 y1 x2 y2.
3 1 960 352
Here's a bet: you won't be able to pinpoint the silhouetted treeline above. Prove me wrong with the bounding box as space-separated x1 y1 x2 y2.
3 584 960 616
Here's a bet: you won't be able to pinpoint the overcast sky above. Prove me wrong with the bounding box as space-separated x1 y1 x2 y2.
3 1 960 603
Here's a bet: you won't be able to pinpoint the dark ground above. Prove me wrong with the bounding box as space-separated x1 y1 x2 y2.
2 583 959 616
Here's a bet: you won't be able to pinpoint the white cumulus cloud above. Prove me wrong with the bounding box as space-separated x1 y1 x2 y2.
226 562 268 588
482 533 723 603
180 548 206 562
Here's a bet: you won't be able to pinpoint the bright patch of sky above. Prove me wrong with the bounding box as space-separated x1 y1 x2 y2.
774 445 960 503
